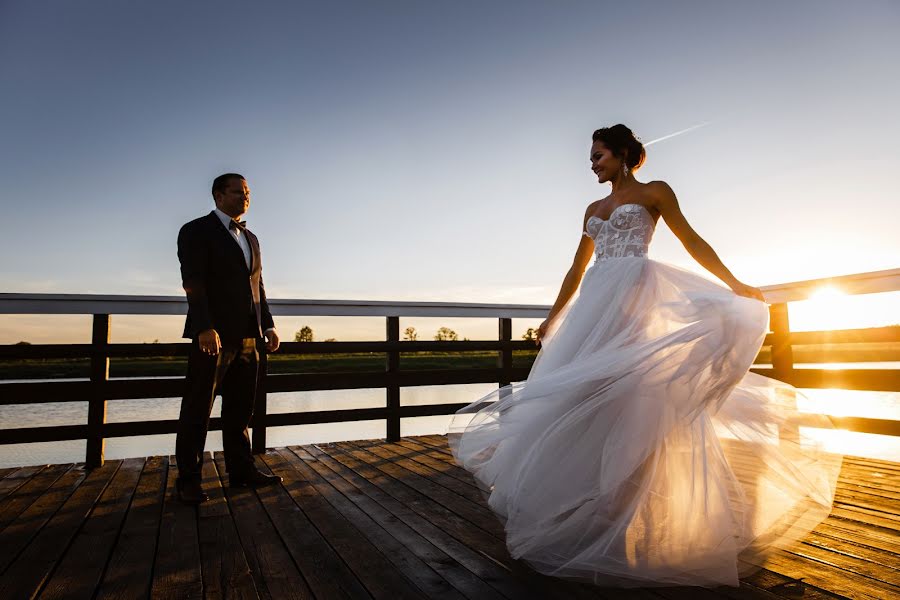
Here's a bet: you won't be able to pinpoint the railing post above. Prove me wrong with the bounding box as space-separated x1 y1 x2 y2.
252 340 268 454
769 303 798 444
769 303 794 379
386 316 401 442
86 314 110 469
498 317 512 388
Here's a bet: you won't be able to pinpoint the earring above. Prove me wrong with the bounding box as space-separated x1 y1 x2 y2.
622 161 630 177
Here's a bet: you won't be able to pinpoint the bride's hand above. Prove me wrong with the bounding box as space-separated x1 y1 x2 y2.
730 281 766 302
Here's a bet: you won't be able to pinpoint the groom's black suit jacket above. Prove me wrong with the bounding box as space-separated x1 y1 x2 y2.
177 211 275 342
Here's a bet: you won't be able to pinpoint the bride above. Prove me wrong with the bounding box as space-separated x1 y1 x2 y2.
448 124 842 588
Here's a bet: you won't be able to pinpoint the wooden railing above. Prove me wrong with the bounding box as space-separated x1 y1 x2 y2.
1 267 898 468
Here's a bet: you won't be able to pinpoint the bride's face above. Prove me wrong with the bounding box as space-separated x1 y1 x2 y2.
590 141 621 184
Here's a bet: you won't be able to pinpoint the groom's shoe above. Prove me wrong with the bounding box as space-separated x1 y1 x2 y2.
176 478 209 504
229 469 282 489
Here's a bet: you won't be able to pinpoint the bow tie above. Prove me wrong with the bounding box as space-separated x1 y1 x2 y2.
229 220 247 231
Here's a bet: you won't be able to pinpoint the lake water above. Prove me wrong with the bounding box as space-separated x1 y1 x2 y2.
1 366 899 468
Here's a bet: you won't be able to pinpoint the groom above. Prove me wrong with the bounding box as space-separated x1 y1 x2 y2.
175 173 282 504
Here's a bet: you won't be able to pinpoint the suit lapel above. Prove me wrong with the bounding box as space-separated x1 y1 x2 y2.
206 211 250 272
246 230 260 274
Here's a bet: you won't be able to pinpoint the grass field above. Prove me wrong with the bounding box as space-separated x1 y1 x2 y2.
0 350 543 380
1 343 897 380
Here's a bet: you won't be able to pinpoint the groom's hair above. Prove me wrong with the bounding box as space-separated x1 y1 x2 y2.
211 173 245 198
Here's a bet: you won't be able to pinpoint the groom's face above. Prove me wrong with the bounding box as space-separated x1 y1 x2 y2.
215 177 251 218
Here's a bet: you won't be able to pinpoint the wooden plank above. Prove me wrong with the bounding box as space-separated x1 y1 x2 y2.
255 450 373 600
315 442 592 600
836 475 900 498
85 313 111 469
841 464 899 493
38 457 145 599
347 440 488 507
283 445 467 599
269 447 423 600
301 443 528 600
834 475 900 503
310 444 612 598
0 465 47 502
834 491 900 519
0 464 87 573
295 443 509 599
760 547 900 600
196 454 258 600
211 451 312 600
648 585 767 600
312 444 560 598
95 455 168 600
763 368 900 393
822 514 900 558
802 530 900 571
789 326 900 345
150 456 203 600
0 424 89 444
393 439 485 489
386 316 401 442
741 567 854 600
829 503 900 530
417 435 452 450
815 521 900 555
0 463 71 532
0 460 120 599
0 381 92 406
334 441 506 542
783 539 900 588
844 457 900 475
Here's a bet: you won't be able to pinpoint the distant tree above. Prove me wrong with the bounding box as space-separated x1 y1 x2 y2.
522 328 537 341
434 327 458 341
15 341 30 345
323 338 337 342
403 326 418 341
295 326 314 342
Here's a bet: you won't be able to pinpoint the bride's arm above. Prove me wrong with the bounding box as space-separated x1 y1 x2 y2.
536 205 598 342
648 181 765 301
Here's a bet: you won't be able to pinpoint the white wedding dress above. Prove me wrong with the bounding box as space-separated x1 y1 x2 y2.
448 203 842 588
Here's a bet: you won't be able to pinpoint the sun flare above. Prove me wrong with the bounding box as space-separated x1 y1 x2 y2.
788 287 899 332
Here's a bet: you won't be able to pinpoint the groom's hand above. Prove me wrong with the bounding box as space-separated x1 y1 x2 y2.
265 329 280 353
198 329 221 356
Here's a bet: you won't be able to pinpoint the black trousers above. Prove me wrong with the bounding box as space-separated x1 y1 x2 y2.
176 333 259 482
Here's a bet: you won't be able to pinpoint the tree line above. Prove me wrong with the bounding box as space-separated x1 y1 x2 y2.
294 326 541 342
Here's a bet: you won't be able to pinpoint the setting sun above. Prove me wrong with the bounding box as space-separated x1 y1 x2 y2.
788 287 899 332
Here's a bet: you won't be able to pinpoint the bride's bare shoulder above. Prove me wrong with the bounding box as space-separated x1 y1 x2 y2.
645 180 675 196
584 197 608 216
644 181 678 209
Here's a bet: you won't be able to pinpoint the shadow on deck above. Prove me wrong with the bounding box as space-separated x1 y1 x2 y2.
0 434 897 599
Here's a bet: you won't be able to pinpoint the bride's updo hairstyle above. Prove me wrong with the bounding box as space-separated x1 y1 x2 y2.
592 124 646 172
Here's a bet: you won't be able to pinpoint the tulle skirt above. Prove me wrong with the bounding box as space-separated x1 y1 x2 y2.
448 257 842 588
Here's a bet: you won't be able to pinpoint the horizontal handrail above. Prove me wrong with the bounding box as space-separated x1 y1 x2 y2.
1 266 897 315
0 294 550 317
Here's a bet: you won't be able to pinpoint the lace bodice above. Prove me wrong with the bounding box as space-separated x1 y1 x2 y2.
583 203 656 262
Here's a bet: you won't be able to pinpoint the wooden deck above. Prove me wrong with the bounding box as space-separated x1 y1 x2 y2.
0 435 897 600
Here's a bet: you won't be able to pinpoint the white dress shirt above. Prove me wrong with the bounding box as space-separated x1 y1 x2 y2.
213 208 252 270
213 208 276 337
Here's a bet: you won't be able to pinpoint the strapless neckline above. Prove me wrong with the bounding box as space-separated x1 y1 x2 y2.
587 203 654 226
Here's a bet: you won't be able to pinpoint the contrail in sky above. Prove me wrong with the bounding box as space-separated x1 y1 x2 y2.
644 121 712 146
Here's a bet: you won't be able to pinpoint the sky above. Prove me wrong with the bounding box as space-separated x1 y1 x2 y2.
1 0 898 343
